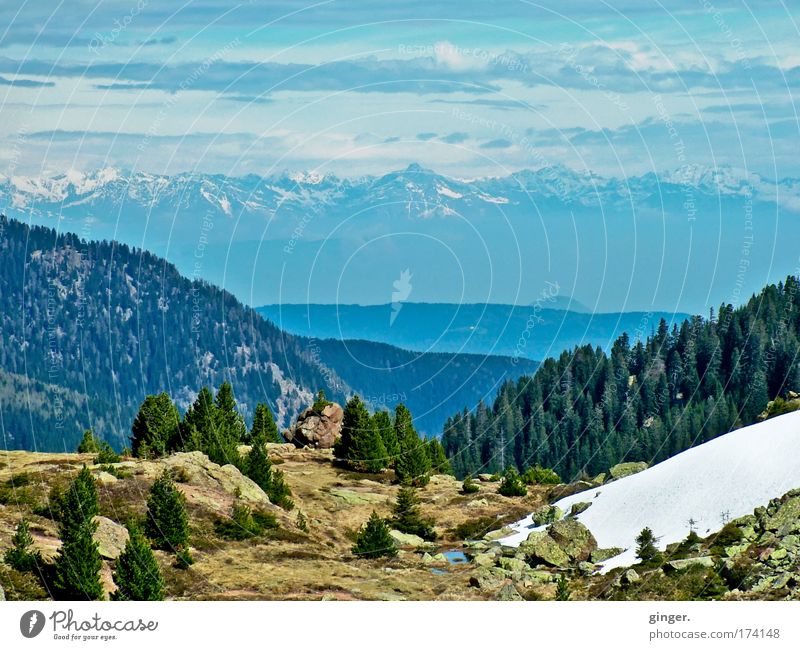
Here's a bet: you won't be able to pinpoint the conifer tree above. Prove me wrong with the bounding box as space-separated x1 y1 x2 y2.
312 390 332 412
352 511 397 559
390 486 436 540
210 381 245 465
394 404 430 486
53 467 103 600
181 386 216 451
112 525 165 601
635 527 661 565
555 574 571 601
249 403 280 444
372 410 399 466
131 393 181 458
244 429 273 493
145 471 189 551
426 438 452 475
498 467 527 497
461 474 479 495
268 469 294 511
335 395 387 472
77 429 99 453
4 519 41 572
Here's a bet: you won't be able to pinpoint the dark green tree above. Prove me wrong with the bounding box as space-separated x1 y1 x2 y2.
77 429 99 453
267 469 294 511
145 471 189 551
426 438 452 475
555 574 571 601
394 404 430 486
131 393 181 458
390 486 436 540
112 524 165 601
461 474 480 494
249 403 280 444
181 386 216 451
244 429 273 493
4 519 41 572
210 381 246 465
335 395 387 472
352 511 397 559
53 467 103 600
312 390 332 412
372 410 399 466
498 467 527 497
635 527 661 565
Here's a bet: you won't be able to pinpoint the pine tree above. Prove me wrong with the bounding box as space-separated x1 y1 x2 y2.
555 574 571 601
372 410 399 466
461 474 479 494
181 386 216 451
335 395 387 472
312 389 332 412
352 511 397 559
267 469 294 511
249 403 280 444
145 471 189 551
390 486 435 540
426 438 452 475
53 467 103 600
131 393 181 458
635 527 661 565
394 404 430 486
498 467 527 497
112 525 165 601
4 519 41 572
244 429 273 492
77 429 99 453
210 381 245 465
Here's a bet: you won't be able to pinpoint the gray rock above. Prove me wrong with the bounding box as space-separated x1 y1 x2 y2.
667 556 714 570
469 567 508 590
483 526 514 541
578 561 597 575
531 505 563 527
92 516 130 560
285 403 343 449
591 547 624 563
621 568 640 585
520 531 570 568
608 461 648 480
547 519 597 561
498 557 528 574
389 530 434 550
497 583 523 601
568 502 592 517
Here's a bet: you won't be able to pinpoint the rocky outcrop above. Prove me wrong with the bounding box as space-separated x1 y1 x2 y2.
531 505 563 527
389 530 434 550
93 516 130 560
608 461 648 480
520 531 570 568
284 403 344 449
547 519 597 562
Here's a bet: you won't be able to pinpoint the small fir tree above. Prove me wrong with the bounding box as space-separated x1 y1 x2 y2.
390 486 436 540
249 403 280 444
53 467 103 600
77 429 99 453
112 524 165 601
352 511 397 559
635 527 661 565
244 430 273 493
372 410 399 466
426 438 452 475
181 386 216 451
311 390 332 413
211 381 246 465
4 519 41 572
555 574 571 601
131 393 181 458
461 474 480 494
393 404 430 486
335 395 387 472
145 471 189 551
267 469 294 510
498 467 527 497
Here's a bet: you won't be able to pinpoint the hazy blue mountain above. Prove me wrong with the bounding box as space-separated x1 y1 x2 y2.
257 303 691 361
2 164 797 315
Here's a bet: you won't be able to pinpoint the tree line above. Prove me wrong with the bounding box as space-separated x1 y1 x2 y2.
442 276 800 479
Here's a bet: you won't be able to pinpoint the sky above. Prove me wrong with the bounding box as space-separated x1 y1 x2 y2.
1 1 798 180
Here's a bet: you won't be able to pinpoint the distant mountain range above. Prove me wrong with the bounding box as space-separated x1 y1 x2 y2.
2 164 798 313
0 215 536 451
258 303 690 361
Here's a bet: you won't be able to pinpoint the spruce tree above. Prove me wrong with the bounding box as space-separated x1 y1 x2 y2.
112 525 165 601
145 471 189 551
244 429 273 493
53 467 103 600
555 574 571 601
352 511 397 559
131 393 181 458
498 467 527 497
335 395 387 472
268 469 294 511
77 429 99 453
461 474 480 495
394 404 430 486
426 438 452 475
4 519 41 572
209 382 245 466
390 487 436 540
372 410 399 466
181 386 216 451
635 527 661 565
249 403 280 444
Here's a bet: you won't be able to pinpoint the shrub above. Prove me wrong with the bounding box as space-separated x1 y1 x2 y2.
4 519 41 572
77 429 99 454
522 465 561 485
710 523 744 554
352 511 397 559
175 547 194 569
215 504 278 540
555 574 571 601
96 442 121 464
311 390 332 413
498 467 527 497
296 510 309 532
461 475 480 494
390 487 436 541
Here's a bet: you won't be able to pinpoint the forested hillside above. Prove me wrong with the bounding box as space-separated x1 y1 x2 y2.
0 215 534 450
443 277 800 479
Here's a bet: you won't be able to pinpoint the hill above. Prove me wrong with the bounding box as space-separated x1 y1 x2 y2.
0 215 534 450
258 302 689 361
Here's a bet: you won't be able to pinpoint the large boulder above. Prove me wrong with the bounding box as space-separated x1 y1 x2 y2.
547 519 597 561
609 461 648 480
531 505 563 527
389 530 434 550
520 531 570 568
285 403 344 449
93 516 130 560
764 496 800 536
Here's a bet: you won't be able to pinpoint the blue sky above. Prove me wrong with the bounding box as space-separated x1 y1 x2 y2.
1 0 798 179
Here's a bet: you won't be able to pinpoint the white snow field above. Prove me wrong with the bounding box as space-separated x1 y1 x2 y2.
499 410 800 571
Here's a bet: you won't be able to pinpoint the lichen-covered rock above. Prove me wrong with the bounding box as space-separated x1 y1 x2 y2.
620 568 640 585
472 552 498 567
520 531 570 568
497 583 523 601
764 496 800 535
578 561 597 575
591 547 624 563
498 557 528 574
568 502 591 517
389 530 434 550
547 519 597 561
608 461 648 480
284 403 344 449
92 516 129 560
330 488 386 505
666 556 714 571
531 505 563 527
483 526 514 541
94 471 118 486
469 567 508 590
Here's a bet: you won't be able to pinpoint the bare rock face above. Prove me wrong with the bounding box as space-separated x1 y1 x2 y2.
285 403 344 449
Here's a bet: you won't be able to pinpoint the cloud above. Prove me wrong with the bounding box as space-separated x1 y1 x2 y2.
0 75 54 87
441 131 469 143
480 138 512 149
416 132 437 140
